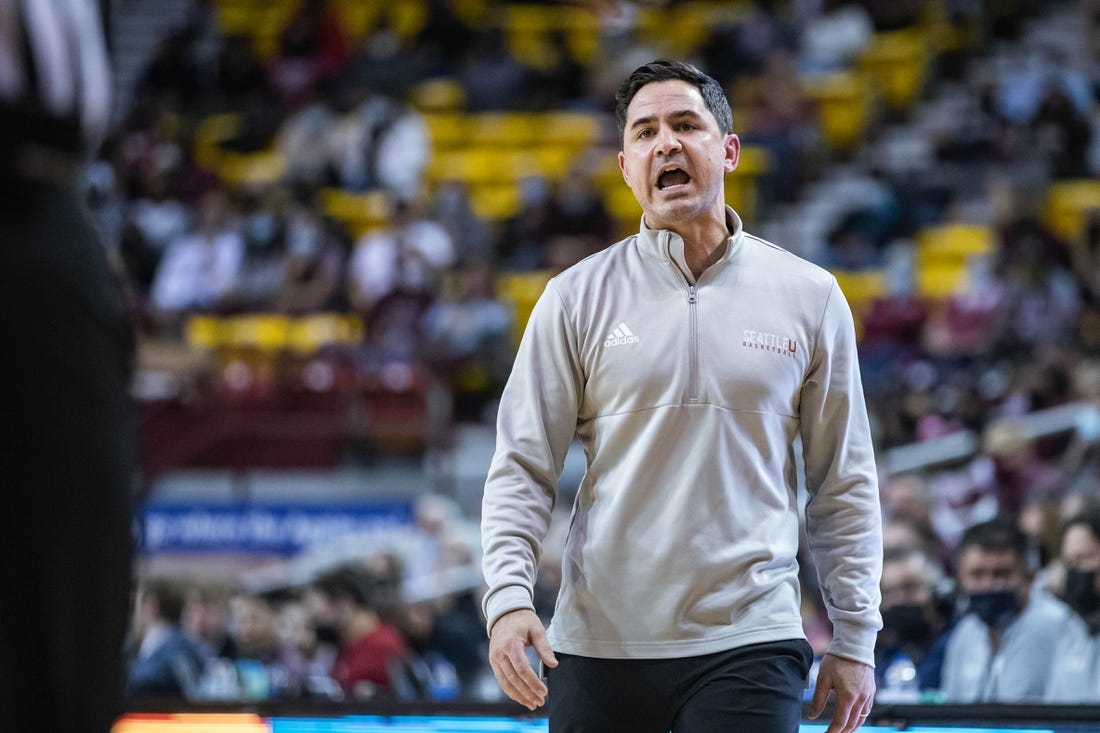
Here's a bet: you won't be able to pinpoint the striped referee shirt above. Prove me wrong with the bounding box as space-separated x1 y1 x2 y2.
0 0 111 180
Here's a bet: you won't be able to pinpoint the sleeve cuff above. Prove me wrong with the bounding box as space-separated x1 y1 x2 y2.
483 585 536 637
825 619 878 668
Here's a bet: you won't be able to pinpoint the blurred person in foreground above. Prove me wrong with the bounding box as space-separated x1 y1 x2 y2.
0 1 134 731
481 59 881 733
1045 507 1100 702
940 518 1067 702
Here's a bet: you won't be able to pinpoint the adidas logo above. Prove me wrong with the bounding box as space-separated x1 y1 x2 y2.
604 322 640 347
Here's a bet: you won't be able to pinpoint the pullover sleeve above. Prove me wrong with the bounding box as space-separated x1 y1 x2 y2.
480 281 583 636
800 279 882 667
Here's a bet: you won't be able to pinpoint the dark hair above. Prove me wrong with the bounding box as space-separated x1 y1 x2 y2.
1062 506 1100 545
313 564 378 610
141 577 187 624
614 59 732 149
956 518 1029 563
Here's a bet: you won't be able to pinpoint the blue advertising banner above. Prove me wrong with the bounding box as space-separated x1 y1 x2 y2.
139 501 416 555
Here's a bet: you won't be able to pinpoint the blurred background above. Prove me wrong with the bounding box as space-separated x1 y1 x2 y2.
89 0 1100 728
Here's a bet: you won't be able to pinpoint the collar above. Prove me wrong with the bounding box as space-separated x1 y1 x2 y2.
634 206 745 278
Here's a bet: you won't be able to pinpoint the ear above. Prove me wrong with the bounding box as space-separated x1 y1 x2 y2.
618 149 630 185
723 134 740 173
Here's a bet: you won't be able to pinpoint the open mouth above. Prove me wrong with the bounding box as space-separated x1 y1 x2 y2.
657 168 690 190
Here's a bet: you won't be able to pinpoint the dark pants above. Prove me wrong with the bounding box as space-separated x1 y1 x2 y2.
546 639 813 733
0 183 135 733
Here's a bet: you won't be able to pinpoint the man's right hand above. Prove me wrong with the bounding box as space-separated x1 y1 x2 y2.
488 608 559 710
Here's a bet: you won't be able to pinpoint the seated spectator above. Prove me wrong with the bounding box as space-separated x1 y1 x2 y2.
939 518 1069 702
421 260 514 422
149 189 244 328
347 196 455 324
325 86 430 198
269 0 349 109
228 591 300 698
126 577 206 700
797 0 873 76
275 595 342 699
1045 507 1100 702
182 580 239 661
311 563 412 700
875 545 951 699
273 208 350 315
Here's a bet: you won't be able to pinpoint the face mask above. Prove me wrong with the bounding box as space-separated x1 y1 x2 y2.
966 590 1020 629
1064 569 1100 619
882 604 932 643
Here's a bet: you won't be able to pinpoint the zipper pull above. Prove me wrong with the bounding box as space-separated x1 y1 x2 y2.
688 284 697 303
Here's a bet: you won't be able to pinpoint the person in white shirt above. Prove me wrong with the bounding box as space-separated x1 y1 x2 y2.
1045 507 1100 702
940 518 1068 702
481 59 881 733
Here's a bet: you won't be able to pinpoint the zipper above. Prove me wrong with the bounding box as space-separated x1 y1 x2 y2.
687 283 699 401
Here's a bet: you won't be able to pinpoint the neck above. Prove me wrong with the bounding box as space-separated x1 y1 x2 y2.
672 209 731 279
677 211 730 279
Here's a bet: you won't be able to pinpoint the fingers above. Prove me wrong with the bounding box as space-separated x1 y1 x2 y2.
532 629 559 669
488 612 553 711
490 638 545 708
808 667 831 719
826 701 870 733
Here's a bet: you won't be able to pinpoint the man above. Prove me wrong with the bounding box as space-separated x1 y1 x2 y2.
0 1 134 732
874 545 950 698
481 59 881 733
1045 507 1100 702
939 518 1067 702
126 578 207 700
312 564 412 700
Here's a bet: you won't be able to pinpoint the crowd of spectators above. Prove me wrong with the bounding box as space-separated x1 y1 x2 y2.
105 0 1100 707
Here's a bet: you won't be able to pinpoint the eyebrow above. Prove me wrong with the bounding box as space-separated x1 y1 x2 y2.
628 109 705 131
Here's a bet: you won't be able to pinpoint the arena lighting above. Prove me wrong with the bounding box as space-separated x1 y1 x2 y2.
113 714 1057 733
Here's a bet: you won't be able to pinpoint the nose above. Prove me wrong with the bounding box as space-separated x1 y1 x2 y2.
655 125 682 156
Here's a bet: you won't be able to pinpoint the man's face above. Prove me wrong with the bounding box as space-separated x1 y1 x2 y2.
881 555 933 610
1062 525 1100 577
956 546 1028 598
618 79 739 231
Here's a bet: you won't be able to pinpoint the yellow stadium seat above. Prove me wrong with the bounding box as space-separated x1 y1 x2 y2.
330 0 383 39
1044 179 1100 243
469 182 522 221
725 145 772 224
316 188 392 237
193 113 243 171
803 71 875 153
831 269 887 310
410 77 466 113
286 313 365 353
423 113 470 150
185 315 231 349
228 314 291 351
916 222 995 264
604 184 642 222
857 28 930 112
664 2 751 57
426 148 500 185
467 112 542 148
916 261 969 299
388 0 428 40
217 149 287 187
542 112 604 148
914 223 996 298
496 269 555 346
